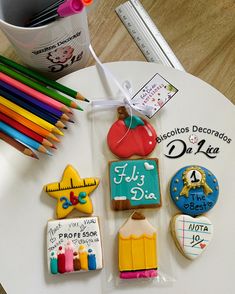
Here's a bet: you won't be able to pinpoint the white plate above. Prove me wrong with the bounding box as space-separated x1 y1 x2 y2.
0 61 234 293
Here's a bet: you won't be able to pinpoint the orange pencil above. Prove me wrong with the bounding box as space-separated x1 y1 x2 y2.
0 112 56 149
0 96 64 136
0 104 60 142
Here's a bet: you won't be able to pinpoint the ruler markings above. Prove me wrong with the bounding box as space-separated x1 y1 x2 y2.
115 0 185 71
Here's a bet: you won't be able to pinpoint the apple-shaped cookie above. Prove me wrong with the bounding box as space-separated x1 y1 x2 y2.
107 106 157 158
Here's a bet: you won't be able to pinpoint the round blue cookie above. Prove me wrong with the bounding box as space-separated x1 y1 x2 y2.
170 165 219 216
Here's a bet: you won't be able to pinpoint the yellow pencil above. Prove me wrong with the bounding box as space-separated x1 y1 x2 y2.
0 96 64 136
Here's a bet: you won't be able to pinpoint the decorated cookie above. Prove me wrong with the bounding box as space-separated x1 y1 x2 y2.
170 166 219 216
44 165 99 219
47 217 103 274
171 214 213 260
109 158 161 210
119 212 158 279
107 106 157 158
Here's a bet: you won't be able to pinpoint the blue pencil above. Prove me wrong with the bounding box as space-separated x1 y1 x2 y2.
0 80 70 120
0 87 66 129
0 121 52 155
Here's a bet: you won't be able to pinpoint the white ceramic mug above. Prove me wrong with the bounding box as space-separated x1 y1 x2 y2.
0 0 90 78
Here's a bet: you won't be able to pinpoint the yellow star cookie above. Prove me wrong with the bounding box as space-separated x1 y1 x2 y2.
44 165 99 219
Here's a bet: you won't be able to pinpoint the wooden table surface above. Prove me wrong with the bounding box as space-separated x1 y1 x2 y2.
0 0 234 104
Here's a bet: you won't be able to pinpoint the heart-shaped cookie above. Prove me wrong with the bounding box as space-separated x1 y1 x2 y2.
171 214 213 260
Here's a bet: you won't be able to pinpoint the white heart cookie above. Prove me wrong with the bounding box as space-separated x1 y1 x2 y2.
171 214 213 260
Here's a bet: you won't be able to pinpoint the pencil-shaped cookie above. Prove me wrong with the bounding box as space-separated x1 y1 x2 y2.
119 211 158 279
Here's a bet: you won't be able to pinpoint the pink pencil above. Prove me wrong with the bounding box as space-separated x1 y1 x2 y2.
0 72 72 114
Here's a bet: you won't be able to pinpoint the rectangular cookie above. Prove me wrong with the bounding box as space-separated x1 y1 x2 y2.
47 217 103 274
109 158 162 210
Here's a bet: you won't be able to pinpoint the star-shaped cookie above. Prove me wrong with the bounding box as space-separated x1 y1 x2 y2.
44 165 99 219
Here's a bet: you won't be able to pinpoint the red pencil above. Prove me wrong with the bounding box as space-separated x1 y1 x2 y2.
0 112 56 149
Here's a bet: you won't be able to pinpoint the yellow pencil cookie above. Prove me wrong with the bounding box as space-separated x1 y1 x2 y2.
44 165 99 219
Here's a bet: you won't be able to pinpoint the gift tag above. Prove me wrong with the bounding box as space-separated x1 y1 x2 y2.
130 73 178 118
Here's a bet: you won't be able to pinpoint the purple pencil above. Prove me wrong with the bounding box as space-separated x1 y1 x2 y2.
0 80 73 122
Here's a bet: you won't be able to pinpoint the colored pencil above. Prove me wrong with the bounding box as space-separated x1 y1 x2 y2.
0 121 52 155
0 104 60 142
0 96 64 136
0 130 39 159
0 64 83 110
30 0 64 19
0 72 71 113
0 112 55 149
0 87 66 129
27 1 84 28
0 55 89 102
0 80 71 121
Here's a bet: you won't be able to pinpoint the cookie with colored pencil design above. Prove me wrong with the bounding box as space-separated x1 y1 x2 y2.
47 217 103 275
44 165 99 219
170 214 213 260
119 212 158 279
170 165 219 216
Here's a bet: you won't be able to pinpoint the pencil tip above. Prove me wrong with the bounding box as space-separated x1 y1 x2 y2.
64 126 68 129
85 98 90 103
46 150 53 156
51 145 57 149
69 119 75 123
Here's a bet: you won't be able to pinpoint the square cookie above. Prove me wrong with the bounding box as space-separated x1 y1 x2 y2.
109 158 161 210
47 217 103 274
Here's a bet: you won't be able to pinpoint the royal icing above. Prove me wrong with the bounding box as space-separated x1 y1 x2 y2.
44 165 99 218
109 158 161 210
47 217 103 275
171 214 213 260
170 165 219 216
107 106 157 158
119 212 158 279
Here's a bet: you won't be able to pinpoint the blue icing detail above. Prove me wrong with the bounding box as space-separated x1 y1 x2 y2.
60 197 72 209
170 165 219 216
109 159 161 208
78 192 87 204
124 116 144 129
88 249 96 270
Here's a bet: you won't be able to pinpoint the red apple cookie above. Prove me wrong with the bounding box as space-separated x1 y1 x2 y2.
107 107 157 158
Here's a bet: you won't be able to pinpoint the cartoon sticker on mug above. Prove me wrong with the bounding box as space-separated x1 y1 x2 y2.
47 46 74 64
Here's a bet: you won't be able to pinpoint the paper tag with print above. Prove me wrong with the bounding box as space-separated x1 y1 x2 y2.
130 73 178 118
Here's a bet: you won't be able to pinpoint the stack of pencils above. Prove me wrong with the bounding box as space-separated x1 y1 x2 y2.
0 55 89 159
26 0 93 27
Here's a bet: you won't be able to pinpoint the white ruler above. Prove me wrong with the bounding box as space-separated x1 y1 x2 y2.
115 0 185 71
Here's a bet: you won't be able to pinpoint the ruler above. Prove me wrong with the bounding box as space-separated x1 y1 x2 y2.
115 0 185 71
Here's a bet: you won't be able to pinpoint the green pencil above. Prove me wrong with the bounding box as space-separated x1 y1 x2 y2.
0 64 83 111
0 55 89 102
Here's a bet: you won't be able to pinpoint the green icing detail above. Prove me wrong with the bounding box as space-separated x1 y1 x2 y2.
124 116 144 129
50 253 58 274
166 84 177 92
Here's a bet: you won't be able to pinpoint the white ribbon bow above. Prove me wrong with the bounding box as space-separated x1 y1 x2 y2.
89 44 154 118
